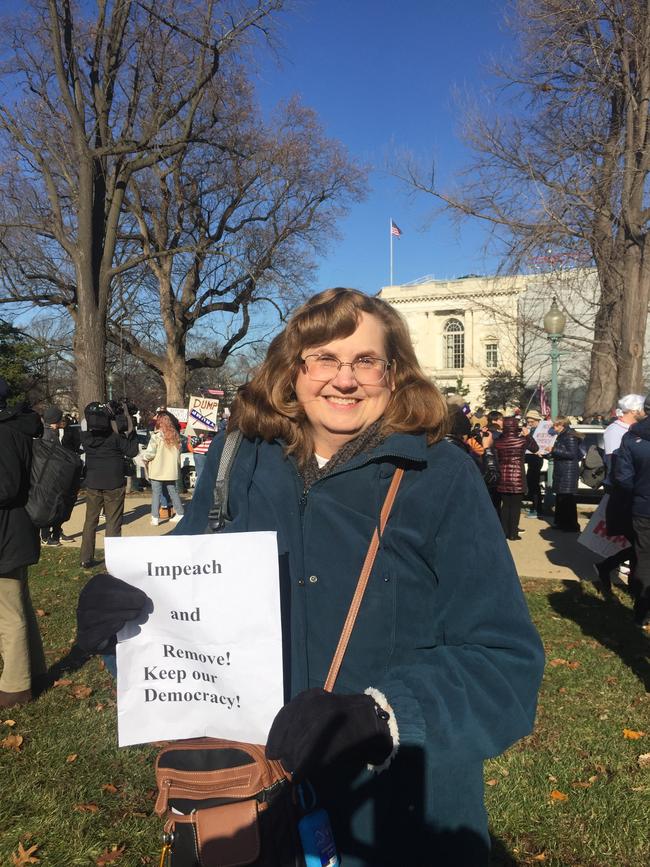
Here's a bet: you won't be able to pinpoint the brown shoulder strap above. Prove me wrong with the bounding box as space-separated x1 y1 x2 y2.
323 467 404 693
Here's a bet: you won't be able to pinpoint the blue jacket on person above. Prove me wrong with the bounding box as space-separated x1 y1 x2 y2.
551 428 583 494
614 416 650 517
175 431 544 866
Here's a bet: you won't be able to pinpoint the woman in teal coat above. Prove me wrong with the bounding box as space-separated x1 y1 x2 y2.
175 288 544 865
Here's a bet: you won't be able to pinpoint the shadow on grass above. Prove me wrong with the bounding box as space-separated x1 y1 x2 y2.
489 835 519 865
548 581 650 691
33 643 92 698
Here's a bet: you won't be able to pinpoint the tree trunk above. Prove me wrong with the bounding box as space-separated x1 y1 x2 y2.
617 243 650 397
74 284 107 410
583 257 623 416
162 350 188 406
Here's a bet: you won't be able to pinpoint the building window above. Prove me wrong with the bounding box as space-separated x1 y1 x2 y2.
444 319 464 369
485 343 498 368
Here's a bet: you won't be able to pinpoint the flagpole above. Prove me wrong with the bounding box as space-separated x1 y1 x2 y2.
389 218 394 285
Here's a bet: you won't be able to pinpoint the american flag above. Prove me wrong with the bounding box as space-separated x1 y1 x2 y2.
538 383 551 418
390 220 402 238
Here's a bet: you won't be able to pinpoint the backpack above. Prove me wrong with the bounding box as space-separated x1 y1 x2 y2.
579 444 605 489
26 438 83 528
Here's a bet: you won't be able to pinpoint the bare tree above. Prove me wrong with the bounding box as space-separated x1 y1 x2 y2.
110 87 366 404
0 0 283 409
402 0 650 415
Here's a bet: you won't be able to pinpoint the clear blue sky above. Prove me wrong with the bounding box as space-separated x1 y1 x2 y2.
255 0 514 294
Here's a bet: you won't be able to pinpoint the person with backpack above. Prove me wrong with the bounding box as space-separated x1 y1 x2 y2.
0 378 46 709
79 401 139 569
39 405 78 546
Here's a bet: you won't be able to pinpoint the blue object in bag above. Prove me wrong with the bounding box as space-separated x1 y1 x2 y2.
298 808 340 867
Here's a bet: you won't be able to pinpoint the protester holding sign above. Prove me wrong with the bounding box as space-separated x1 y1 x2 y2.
77 288 544 866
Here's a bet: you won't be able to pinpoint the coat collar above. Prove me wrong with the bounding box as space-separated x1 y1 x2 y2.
280 430 430 480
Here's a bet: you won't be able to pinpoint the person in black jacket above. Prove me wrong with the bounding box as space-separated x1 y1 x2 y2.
550 416 584 531
79 402 139 569
613 404 650 632
40 405 71 546
0 378 46 708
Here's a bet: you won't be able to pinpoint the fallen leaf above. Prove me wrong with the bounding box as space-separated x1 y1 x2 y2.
485 778 498 786
53 678 72 688
72 685 93 700
631 785 647 792
547 774 557 782
623 728 646 740
95 703 106 712
550 789 568 801
102 783 119 794
1 734 24 751
588 775 599 783
571 781 592 788
594 763 607 773
637 753 650 769
599 714 609 720
3 719 16 727
74 803 99 813
35 609 48 617
567 661 581 669
548 658 567 667
557 687 567 694
96 845 125 865
66 754 78 763
530 855 546 863
11 841 40 864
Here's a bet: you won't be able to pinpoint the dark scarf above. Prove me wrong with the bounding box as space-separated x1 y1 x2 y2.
299 419 386 492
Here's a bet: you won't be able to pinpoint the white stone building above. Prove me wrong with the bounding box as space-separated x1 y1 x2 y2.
379 269 601 413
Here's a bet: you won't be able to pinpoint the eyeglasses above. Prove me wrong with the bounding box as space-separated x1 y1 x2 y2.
300 354 392 385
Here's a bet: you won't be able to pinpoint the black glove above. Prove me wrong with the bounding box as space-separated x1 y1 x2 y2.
265 688 392 780
76 573 150 653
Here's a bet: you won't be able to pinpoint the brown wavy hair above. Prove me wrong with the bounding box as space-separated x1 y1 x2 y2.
155 412 181 449
230 287 448 464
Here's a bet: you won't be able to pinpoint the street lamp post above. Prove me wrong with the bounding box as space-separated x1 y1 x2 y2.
543 298 566 499
107 371 114 401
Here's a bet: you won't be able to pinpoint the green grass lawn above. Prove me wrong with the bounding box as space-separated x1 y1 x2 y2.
1 551 648 866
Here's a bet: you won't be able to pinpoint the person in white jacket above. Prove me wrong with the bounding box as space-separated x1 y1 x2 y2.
142 413 185 526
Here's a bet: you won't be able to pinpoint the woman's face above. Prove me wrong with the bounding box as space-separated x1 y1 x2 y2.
294 312 395 458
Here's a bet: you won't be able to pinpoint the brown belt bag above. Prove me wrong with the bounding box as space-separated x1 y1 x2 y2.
154 464 404 867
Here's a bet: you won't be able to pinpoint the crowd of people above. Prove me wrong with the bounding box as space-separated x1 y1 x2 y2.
444 393 650 635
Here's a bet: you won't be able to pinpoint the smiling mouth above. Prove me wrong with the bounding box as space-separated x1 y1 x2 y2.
323 396 361 406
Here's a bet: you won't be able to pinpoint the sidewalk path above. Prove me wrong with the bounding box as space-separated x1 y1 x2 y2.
507 505 601 582
59 490 189 554
60 491 603 583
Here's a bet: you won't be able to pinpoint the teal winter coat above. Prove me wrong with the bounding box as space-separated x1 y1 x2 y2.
176 432 544 866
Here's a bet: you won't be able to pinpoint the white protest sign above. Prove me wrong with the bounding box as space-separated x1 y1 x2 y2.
185 395 219 434
533 419 557 453
105 532 284 747
577 495 630 558
166 407 189 424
